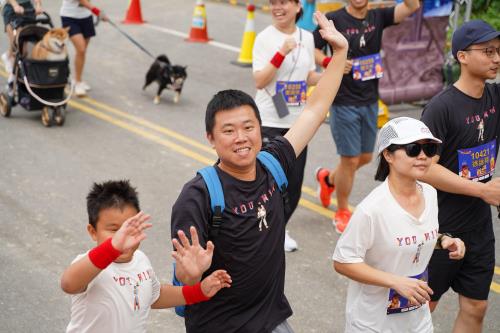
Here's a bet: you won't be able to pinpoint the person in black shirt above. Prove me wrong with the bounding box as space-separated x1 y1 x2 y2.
420 20 500 333
170 12 348 333
312 0 419 234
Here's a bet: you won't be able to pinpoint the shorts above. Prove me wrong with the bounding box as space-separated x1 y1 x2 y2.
3 2 35 31
428 221 495 301
329 103 378 157
61 15 95 38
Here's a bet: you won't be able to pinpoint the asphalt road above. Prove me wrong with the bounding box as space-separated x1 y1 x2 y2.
0 1 499 332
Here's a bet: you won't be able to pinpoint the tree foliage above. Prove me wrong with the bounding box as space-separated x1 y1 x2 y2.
471 0 500 30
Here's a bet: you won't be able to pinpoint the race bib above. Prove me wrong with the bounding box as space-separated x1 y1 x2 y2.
387 270 428 315
352 53 384 81
457 140 497 181
275 81 307 106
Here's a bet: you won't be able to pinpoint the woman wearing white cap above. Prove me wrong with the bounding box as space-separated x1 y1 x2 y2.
332 117 465 332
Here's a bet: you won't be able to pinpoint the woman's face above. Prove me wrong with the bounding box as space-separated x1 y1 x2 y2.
384 140 436 180
270 0 301 28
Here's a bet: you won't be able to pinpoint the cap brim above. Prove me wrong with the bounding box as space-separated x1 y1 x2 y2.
390 134 442 146
474 31 500 45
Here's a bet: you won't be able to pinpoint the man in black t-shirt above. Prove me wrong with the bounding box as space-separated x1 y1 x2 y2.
170 14 348 333
312 0 419 234
420 20 500 332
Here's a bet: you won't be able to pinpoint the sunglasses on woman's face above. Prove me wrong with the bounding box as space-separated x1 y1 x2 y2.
391 142 438 158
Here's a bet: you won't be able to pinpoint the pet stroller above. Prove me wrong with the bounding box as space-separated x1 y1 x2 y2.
0 11 72 127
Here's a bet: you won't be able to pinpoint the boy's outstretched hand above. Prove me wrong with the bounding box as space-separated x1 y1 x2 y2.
111 211 152 253
172 226 214 280
314 11 348 51
200 270 232 298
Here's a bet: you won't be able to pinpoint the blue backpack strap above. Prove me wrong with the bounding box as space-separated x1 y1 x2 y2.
172 262 185 317
257 151 288 192
198 166 224 238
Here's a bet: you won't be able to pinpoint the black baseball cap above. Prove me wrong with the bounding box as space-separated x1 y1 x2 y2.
452 20 500 59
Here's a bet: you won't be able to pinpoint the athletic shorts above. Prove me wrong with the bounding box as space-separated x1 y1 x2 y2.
329 102 378 157
61 15 95 38
3 2 35 31
428 221 495 301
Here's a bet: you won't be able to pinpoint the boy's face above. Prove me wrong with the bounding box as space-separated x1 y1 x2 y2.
87 205 140 263
207 105 262 178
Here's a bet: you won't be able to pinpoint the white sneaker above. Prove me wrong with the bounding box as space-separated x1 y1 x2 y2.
284 230 298 252
80 81 91 91
1 52 13 74
74 82 87 97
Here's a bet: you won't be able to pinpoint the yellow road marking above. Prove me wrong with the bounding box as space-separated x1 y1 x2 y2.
495 266 500 276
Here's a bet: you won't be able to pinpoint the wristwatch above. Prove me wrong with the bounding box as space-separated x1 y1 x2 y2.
435 233 453 249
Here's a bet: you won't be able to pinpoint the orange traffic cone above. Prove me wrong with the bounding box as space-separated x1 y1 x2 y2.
232 4 256 67
186 0 211 43
123 0 145 24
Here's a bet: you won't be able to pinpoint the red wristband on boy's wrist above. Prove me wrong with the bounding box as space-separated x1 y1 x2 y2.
88 238 122 269
91 7 101 16
270 51 285 68
182 282 210 305
322 56 331 68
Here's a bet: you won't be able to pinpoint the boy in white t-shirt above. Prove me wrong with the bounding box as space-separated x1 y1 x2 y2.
61 180 231 333
333 118 465 332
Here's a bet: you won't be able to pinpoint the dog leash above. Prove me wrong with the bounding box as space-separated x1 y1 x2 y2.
107 19 155 59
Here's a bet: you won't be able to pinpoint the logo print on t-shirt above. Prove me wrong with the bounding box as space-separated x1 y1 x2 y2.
477 119 485 142
257 204 269 231
133 283 140 311
413 241 424 264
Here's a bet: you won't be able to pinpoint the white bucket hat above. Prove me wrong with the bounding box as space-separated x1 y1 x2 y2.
376 117 442 154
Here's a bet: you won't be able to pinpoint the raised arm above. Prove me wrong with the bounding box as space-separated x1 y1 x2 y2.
394 0 420 24
60 212 152 294
419 156 500 206
285 11 347 157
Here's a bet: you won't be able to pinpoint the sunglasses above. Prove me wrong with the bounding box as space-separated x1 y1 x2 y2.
389 142 438 158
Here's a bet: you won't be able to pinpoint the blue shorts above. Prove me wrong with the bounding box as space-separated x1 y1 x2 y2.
329 103 378 157
61 15 95 38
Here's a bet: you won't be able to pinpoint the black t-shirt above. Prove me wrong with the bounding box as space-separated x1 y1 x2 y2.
421 83 500 233
170 137 296 333
313 7 395 106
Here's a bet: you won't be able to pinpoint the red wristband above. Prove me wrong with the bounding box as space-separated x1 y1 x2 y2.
88 238 122 269
322 56 331 68
91 7 101 16
182 282 210 305
270 51 285 68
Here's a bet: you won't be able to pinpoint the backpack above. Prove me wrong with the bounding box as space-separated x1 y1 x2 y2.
172 151 288 317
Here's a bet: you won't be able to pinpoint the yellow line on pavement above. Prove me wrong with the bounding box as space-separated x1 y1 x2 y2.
68 99 215 166
491 282 500 294
80 97 217 156
495 266 500 276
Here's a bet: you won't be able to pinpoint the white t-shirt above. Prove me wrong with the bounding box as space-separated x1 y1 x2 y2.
60 0 91 19
66 250 161 333
333 180 439 333
253 25 316 128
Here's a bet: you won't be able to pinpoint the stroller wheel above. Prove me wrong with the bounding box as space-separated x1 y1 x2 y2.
54 106 65 126
0 92 12 118
41 106 52 127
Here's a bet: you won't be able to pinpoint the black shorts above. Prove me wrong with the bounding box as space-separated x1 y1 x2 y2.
2 2 35 31
428 221 495 301
61 15 95 38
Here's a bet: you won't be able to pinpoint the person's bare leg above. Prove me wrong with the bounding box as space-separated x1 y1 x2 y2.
70 34 87 83
452 295 487 333
328 152 372 209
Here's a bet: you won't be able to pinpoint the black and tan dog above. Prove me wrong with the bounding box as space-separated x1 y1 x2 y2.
143 55 187 104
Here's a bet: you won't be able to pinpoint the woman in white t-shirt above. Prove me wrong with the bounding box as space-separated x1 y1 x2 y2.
333 117 465 333
252 0 321 252
60 0 108 97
